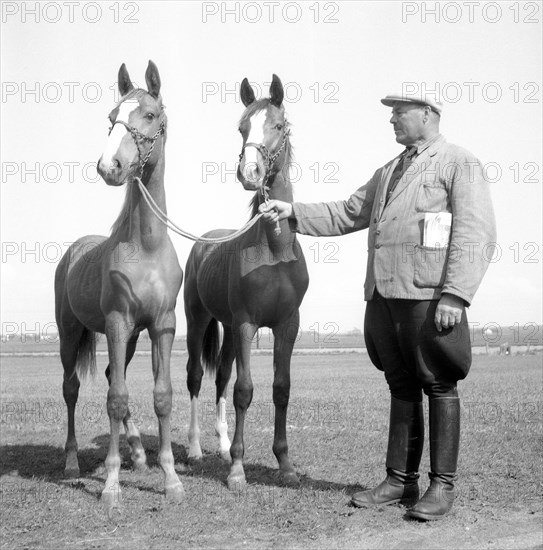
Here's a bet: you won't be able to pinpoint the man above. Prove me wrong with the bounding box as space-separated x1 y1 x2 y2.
259 92 496 520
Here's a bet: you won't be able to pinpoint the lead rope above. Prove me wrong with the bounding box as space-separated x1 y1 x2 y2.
261 184 281 237
132 119 286 244
135 177 265 243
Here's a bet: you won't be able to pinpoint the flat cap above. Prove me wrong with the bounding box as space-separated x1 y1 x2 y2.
381 92 443 115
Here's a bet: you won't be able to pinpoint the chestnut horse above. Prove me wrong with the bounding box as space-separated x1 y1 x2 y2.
184 75 309 489
54 61 183 513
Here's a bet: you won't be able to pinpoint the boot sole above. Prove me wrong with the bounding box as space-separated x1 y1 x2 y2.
406 509 446 521
352 498 401 507
352 497 418 508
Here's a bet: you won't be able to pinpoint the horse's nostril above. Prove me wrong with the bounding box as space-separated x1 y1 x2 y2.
244 163 260 182
112 158 121 170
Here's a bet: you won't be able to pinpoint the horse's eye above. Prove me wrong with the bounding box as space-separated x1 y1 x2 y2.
275 124 283 131
146 113 155 121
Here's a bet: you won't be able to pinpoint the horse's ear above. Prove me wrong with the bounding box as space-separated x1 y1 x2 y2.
118 63 134 97
269 74 284 107
240 78 255 107
145 60 161 98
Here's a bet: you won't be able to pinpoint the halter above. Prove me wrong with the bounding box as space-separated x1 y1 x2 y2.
238 124 291 198
109 117 166 178
238 124 290 236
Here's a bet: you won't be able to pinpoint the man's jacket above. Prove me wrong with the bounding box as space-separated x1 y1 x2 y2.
292 135 497 304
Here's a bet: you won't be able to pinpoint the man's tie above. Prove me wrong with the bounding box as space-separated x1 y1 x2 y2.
385 146 417 205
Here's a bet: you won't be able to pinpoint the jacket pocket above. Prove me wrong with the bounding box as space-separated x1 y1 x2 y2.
414 245 448 288
415 182 449 213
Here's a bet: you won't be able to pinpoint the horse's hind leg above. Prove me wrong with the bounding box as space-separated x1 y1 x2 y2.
272 310 300 486
60 321 84 478
185 310 211 460
104 332 147 471
215 326 235 461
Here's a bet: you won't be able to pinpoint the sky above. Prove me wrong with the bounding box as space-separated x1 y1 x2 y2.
1 1 542 343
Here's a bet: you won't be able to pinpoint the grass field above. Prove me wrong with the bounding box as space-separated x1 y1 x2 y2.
1 352 542 549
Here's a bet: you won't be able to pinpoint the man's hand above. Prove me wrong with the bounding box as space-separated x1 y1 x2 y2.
435 293 464 332
259 200 293 223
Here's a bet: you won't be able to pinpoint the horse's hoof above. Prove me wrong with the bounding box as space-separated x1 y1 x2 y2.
165 482 185 503
227 475 246 492
92 464 106 476
281 471 300 487
133 461 149 473
102 489 122 518
131 452 148 470
187 455 203 467
219 450 231 463
106 505 122 522
64 467 80 479
187 450 203 462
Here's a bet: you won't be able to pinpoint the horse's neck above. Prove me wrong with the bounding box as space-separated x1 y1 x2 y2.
258 172 296 254
120 157 168 251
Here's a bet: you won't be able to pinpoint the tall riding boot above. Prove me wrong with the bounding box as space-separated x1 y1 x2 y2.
408 397 460 520
352 397 424 507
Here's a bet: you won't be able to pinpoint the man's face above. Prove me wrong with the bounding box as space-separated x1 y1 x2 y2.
389 103 427 145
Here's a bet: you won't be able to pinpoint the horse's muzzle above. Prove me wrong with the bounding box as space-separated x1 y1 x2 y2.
97 157 125 186
238 161 264 190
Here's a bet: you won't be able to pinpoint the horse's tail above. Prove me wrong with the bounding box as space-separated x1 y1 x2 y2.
202 318 221 378
75 328 97 380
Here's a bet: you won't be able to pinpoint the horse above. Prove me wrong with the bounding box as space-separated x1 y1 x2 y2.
54 60 184 513
184 74 309 489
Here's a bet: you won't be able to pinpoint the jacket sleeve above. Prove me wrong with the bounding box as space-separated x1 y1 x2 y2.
442 149 497 305
291 172 380 236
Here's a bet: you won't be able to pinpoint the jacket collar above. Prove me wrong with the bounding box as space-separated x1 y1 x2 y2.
378 135 446 214
419 133 445 157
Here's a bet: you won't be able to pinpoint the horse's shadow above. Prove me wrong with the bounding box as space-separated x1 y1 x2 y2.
0 435 365 500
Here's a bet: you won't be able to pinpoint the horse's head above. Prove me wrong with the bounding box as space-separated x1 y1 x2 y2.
237 75 290 192
97 60 166 186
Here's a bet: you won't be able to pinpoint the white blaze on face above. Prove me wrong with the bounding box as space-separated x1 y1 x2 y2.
101 98 139 169
243 110 267 182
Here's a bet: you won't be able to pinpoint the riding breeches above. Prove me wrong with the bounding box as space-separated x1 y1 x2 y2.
363 291 472 401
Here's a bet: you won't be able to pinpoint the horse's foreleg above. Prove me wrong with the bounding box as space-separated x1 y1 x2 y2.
104 333 147 471
150 314 184 502
102 315 130 514
272 311 300 486
215 326 234 461
227 320 257 491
